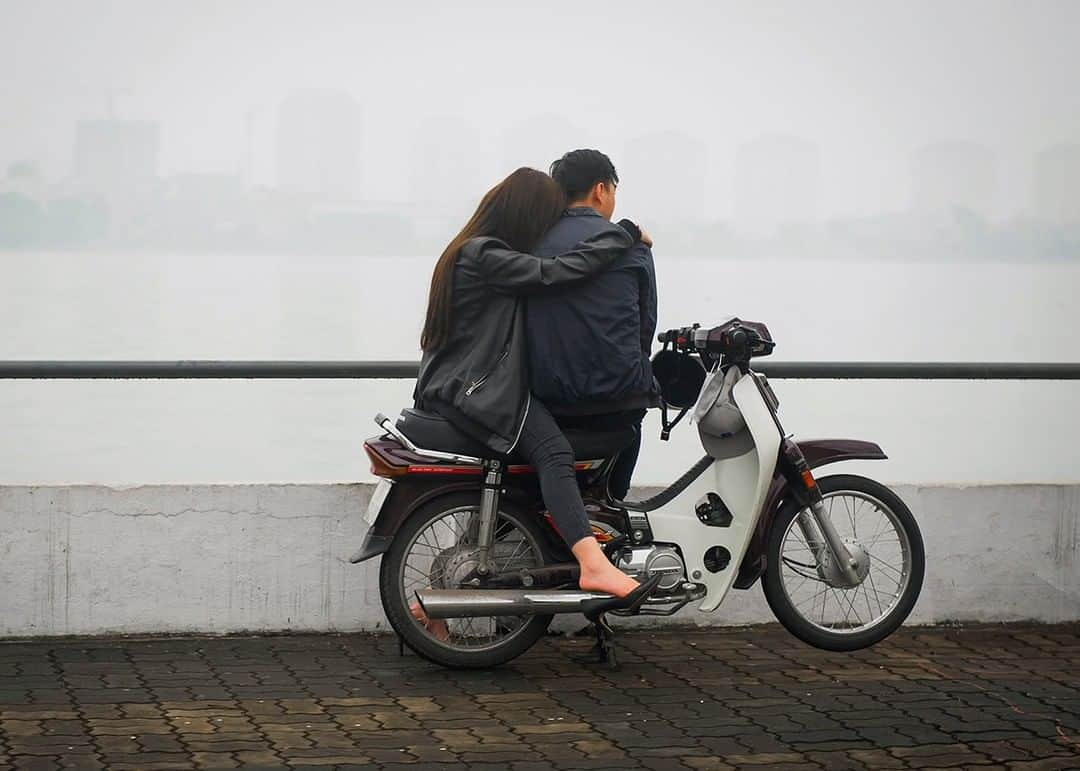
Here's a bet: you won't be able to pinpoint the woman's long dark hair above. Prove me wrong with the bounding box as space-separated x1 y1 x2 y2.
420 167 567 351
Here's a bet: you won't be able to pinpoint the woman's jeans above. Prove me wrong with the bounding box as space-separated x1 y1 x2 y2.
514 398 592 547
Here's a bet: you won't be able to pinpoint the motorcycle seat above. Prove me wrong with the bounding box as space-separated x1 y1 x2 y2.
395 408 637 462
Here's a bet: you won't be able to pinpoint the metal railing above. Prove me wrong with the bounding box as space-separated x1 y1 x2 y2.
1 361 1079 380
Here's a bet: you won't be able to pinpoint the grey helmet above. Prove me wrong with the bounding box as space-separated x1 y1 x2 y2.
692 366 751 458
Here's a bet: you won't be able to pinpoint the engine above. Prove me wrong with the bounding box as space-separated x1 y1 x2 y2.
614 545 686 591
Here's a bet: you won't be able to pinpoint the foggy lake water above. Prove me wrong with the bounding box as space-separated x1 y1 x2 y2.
2 251 1078 486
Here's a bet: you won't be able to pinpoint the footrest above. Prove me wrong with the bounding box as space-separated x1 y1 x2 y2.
611 581 707 617
642 581 708 604
581 574 665 622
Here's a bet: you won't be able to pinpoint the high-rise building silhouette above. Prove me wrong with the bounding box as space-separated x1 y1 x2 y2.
734 134 820 235
410 116 491 220
911 141 996 216
3 161 44 199
622 131 708 224
73 120 159 190
1031 143 1080 224
501 115 581 175
70 120 159 243
277 89 361 199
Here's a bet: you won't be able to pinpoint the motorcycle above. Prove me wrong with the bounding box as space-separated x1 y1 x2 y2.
352 317 925 669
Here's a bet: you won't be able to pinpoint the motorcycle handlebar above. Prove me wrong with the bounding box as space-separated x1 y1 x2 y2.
659 322 750 354
657 327 695 349
659 320 772 361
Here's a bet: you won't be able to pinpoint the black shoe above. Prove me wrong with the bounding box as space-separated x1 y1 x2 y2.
581 573 665 622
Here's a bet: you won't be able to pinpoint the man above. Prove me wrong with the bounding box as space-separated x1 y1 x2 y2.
526 149 660 499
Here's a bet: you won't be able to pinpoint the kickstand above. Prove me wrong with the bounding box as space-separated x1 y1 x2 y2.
397 632 405 657
588 613 619 670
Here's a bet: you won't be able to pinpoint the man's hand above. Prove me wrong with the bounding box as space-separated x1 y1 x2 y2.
615 218 653 247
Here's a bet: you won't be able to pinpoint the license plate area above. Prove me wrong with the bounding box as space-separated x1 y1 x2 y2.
363 479 394 526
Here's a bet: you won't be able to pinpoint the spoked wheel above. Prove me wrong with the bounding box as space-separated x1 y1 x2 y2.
762 474 925 651
378 491 555 668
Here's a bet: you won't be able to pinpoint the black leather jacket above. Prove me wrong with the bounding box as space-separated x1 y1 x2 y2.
414 224 634 455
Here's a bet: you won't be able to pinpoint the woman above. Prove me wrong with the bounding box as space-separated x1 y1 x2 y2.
409 168 647 636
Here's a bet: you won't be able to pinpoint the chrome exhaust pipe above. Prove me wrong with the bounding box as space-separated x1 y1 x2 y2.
415 588 617 619
415 574 670 620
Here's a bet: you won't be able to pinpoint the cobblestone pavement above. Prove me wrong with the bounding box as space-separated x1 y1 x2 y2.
0 623 1077 770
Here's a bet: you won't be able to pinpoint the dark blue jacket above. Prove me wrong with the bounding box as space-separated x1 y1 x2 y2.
526 207 660 415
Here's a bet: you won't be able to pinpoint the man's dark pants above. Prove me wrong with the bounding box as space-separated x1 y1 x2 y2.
556 409 647 500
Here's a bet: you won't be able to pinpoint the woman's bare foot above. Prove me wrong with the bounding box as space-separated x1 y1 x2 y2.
578 562 641 597
409 599 450 641
572 536 640 598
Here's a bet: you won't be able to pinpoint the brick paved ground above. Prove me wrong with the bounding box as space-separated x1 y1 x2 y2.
0 623 1076 771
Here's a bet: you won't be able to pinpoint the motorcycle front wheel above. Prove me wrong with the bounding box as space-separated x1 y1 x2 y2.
762 474 925 651
378 491 555 668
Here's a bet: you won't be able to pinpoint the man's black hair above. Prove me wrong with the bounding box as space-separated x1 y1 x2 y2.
549 149 618 201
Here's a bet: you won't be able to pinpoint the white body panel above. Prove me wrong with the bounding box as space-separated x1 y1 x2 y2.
648 373 782 611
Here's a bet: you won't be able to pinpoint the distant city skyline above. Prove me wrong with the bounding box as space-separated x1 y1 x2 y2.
2 1 1079 256
6 103 1080 224
2 104 1079 257
4 1 1080 219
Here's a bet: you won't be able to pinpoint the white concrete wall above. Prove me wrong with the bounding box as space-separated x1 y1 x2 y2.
2 482 1077 637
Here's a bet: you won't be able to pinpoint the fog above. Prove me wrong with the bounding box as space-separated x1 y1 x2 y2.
3 1 1080 486
2 0 1079 256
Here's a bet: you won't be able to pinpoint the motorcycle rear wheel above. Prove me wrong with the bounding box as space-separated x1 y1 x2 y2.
762 474 925 651
378 491 555 668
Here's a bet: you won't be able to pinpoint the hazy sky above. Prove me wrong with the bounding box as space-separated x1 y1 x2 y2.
2 0 1078 220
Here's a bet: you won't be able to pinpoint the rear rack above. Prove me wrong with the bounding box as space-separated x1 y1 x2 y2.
374 413 483 466
371 413 608 476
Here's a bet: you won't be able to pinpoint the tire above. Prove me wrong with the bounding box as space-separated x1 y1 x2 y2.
762 474 925 652
378 491 555 668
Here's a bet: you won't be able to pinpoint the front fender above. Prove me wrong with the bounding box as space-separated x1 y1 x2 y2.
731 438 887 589
799 438 887 470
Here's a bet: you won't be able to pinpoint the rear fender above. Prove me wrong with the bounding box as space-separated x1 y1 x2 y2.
350 476 550 563
732 438 886 588
350 478 481 563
